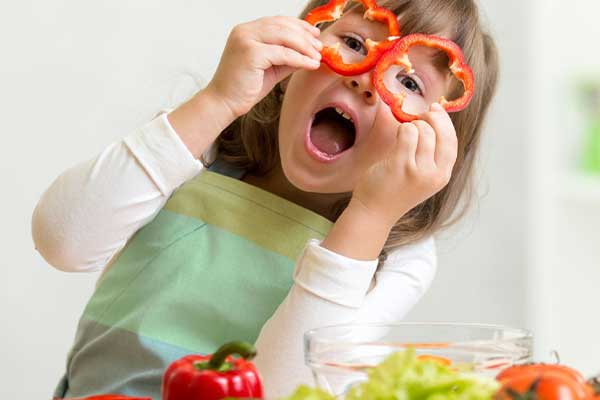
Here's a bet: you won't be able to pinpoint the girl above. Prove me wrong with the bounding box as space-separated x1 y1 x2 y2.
32 0 498 398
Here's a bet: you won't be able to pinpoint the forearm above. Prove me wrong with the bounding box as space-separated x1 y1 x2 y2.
355 237 436 322
320 197 396 261
32 113 202 272
167 86 238 158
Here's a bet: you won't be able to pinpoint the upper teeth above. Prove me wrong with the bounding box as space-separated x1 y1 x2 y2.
334 107 353 122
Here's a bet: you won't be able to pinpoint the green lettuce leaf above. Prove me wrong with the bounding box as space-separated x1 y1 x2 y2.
283 385 336 400
282 349 500 400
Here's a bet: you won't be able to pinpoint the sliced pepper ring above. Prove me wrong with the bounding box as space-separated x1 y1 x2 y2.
305 0 352 25
373 33 475 122
305 0 401 76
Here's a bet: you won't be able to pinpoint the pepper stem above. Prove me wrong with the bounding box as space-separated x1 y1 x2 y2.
208 341 257 370
589 375 600 395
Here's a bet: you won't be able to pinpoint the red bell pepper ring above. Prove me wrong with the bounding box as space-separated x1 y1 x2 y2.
321 38 397 77
305 0 348 25
373 33 475 122
161 341 263 400
305 0 401 76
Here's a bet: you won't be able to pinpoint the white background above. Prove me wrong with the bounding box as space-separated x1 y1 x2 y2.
1 0 598 398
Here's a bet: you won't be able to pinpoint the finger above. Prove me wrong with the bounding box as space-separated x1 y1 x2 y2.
420 103 458 170
395 122 419 168
267 15 322 37
298 17 322 37
254 16 322 48
412 120 437 169
256 22 323 60
258 43 321 71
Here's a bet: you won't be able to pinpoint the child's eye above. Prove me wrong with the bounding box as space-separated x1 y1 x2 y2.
397 75 423 95
341 35 366 55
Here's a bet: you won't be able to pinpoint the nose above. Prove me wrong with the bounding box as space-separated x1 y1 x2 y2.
344 72 377 105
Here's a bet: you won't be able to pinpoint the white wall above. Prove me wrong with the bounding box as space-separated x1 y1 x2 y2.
406 0 530 328
3 0 586 398
0 1 305 397
526 0 600 375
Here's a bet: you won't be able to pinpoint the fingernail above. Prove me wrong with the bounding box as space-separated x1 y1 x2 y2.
310 25 321 35
431 102 443 111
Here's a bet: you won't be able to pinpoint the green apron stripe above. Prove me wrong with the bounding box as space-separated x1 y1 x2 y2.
195 171 332 232
84 221 295 352
92 209 205 297
164 171 332 260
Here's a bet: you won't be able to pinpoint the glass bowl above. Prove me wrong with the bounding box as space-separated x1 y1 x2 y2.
304 322 533 397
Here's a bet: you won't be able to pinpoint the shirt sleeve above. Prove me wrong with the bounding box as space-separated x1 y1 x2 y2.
31 111 205 272
253 236 436 398
355 236 436 323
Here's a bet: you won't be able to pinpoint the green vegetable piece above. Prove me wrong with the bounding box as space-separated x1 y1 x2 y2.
282 385 336 400
345 349 500 400
282 349 500 400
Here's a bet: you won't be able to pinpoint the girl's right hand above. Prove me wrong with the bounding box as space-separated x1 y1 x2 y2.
206 16 323 119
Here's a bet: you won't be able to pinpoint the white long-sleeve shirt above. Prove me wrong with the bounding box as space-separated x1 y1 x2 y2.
32 111 436 398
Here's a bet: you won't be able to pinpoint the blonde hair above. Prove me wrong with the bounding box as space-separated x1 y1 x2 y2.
216 0 499 264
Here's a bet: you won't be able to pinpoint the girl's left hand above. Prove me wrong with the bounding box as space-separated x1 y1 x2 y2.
352 103 458 227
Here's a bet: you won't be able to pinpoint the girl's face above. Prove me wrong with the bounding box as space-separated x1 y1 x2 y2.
278 9 453 194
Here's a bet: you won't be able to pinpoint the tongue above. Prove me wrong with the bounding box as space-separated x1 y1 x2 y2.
310 119 353 155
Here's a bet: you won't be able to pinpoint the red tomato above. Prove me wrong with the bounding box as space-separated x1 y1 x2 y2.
498 364 588 387
496 372 588 400
496 364 597 400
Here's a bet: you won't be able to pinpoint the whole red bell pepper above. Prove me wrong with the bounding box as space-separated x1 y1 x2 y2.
161 341 263 400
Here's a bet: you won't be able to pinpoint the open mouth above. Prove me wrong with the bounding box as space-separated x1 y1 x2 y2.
307 106 357 161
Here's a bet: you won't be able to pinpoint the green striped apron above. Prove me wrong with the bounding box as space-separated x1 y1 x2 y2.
55 162 332 398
